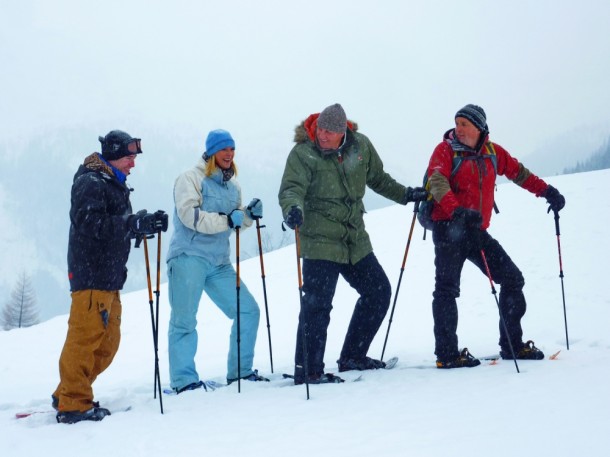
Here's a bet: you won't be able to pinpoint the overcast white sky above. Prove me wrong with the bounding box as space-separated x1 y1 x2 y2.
2 0 609 177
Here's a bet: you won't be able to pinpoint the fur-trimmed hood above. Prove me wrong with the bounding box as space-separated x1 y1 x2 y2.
293 113 359 144
78 152 131 184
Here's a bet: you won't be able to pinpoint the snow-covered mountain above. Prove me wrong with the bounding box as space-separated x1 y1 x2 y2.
1 169 608 457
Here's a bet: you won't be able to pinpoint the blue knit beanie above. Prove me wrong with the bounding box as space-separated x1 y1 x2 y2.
205 129 235 157
455 104 487 132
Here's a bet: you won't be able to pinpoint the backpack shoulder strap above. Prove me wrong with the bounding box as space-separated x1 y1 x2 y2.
450 150 464 178
449 143 497 178
484 142 498 175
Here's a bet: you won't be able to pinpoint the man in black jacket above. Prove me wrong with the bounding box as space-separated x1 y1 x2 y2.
53 130 167 424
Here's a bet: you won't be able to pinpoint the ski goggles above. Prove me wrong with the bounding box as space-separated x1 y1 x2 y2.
125 138 142 154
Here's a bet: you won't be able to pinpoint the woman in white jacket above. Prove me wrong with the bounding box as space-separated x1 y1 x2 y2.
166 129 268 393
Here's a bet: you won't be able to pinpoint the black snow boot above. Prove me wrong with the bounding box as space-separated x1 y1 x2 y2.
294 372 345 385
56 406 111 424
501 340 544 360
337 356 386 372
436 348 481 369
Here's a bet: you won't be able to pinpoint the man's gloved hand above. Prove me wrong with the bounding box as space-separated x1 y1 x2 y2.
154 210 169 232
284 206 303 230
453 207 483 229
405 186 428 203
227 209 245 229
128 209 158 235
246 198 263 220
543 185 565 213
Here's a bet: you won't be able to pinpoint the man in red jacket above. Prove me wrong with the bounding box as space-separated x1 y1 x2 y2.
425 104 565 368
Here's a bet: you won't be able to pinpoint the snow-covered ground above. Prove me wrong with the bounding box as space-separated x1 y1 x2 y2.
1 169 608 457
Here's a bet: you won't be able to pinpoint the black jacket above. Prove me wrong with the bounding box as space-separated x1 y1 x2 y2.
68 153 133 291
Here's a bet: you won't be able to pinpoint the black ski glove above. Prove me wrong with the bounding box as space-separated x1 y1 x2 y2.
128 209 158 235
453 207 483 229
129 210 168 236
543 185 565 213
284 206 303 230
154 210 169 232
405 186 428 203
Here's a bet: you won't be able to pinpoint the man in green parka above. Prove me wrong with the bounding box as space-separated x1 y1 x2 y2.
279 103 426 384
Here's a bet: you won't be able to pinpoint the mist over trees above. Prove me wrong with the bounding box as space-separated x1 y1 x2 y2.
563 136 610 174
1 272 40 330
0 124 293 321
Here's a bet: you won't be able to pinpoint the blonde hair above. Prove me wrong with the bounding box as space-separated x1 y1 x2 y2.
204 156 238 177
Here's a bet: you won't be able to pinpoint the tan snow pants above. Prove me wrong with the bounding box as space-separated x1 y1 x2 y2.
53 290 122 412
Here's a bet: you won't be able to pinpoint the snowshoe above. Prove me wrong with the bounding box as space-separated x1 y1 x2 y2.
56 406 111 424
501 340 544 360
227 369 270 385
293 372 345 385
337 356 386 372
175 380 207 394
436 348 481 369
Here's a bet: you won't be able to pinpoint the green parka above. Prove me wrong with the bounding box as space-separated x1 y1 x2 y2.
278 114 409 264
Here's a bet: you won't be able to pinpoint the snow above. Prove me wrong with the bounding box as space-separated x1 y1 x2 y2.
1 169 609 456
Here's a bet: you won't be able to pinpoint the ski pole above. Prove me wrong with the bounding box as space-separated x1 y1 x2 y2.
295 226 310 400
255 218 274 373
235 226 242 393
381 201 420 361
552 209 569 350
479 248 520 373
143 235 164 413
154 230 164 413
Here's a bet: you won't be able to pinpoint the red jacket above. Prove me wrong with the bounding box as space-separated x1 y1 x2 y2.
427 130 549 230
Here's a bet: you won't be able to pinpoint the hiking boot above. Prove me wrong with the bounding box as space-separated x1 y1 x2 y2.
227 369 270 385
337 356 386 372
436 348 481 369
175 380 207 394
501 340 544 360
294 373 345 385
56 406 111 424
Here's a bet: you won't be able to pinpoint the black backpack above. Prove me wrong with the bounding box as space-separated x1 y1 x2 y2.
417 143 498 231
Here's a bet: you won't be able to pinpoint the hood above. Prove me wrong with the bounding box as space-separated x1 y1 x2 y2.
74 152 124 183
293 113 358 144
443 128 490 154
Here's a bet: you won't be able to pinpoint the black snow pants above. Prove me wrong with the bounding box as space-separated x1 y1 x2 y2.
432 221 526 362
294 252 391 379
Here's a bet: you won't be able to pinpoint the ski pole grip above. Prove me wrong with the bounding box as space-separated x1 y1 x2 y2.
553 210 561 236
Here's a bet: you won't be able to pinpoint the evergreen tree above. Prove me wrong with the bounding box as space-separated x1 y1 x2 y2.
1 272 40 330
564 136 610 174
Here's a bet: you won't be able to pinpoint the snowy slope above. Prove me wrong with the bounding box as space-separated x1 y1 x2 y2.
1 169 609 457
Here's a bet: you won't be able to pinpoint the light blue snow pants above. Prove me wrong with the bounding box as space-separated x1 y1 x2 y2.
167 254 260 389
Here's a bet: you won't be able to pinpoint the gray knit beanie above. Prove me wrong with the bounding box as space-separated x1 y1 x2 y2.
455 104 487 132
317 103 347 134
